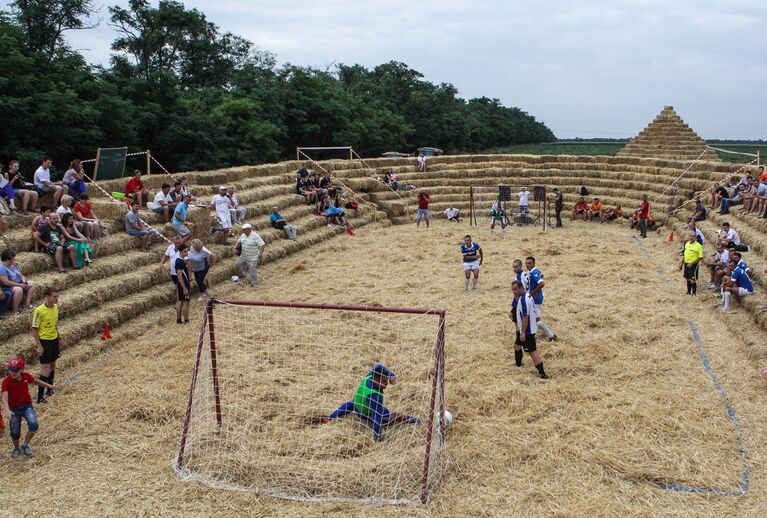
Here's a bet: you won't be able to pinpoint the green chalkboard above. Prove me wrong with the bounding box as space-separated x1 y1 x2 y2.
93 147 128 181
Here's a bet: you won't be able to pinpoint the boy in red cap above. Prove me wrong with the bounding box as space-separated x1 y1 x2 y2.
1 358 55 458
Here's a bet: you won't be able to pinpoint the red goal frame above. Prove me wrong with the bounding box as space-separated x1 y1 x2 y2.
175 299 447 505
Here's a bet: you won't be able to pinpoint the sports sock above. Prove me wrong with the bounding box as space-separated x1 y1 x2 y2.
47 371 55 395
472 278 478 290
489 228 494 239
535 362 547 378
691 282 697 295
514 350 523 367
723 292 731 311
464 279 469 291
37 375 48 401
538 321 555 339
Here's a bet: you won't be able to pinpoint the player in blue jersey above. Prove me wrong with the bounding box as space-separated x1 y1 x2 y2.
510 280 548 378
461 235 483 291
525 256 557 341
721 260 754 312
324 364 421 441
512 259 529 291
730 251 753 277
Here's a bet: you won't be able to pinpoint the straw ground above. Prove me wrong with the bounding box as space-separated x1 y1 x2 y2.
1 220 766 517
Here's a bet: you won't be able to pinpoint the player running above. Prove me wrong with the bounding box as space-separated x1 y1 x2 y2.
510 281 548 379
525 256 557 341
325 364 421 442
461 235 483 291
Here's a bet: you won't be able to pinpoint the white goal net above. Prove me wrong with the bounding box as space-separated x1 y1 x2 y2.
172 300 448 505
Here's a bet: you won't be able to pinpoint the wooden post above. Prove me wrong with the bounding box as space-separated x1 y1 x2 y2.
296 147 300 161
146 150 151 175
349 147 353 160
92 148 102 182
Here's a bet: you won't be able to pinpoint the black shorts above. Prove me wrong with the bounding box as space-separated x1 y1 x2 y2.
683 262 700 280
177 279 191 301
170 274 178 285
515 331 537 352
40 338 61 364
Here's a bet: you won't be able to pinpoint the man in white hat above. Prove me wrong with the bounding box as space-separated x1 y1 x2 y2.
234 223 265 286
210 185 233 242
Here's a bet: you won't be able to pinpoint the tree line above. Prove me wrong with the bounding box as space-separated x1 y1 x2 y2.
0 0 555 176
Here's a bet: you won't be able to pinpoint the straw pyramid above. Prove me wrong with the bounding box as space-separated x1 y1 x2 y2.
617 106 720 161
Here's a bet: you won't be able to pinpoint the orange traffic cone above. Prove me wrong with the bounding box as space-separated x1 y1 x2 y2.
99 322 112 340
667 231 674 242
346 227 356 237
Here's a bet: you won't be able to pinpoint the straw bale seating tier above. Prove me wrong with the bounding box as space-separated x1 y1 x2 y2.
0 163 385 363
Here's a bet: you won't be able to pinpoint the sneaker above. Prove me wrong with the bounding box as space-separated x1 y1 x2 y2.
707 283 717 289
11 448 20 459
548 335 558 342
176 319 183 324
209 226 217 235
539 373 549 379
36 397 47 404
21 444 31 457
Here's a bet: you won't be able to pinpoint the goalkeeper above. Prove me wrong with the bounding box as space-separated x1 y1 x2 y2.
326 364 421 441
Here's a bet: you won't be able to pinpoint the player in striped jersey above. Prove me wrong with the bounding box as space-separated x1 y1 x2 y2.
512 259 529 291
510 280 548 378
461 235 483 291
526 256 557 341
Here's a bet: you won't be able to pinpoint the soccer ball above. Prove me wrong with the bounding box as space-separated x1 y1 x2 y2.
231 275 240 283
436 409 453 429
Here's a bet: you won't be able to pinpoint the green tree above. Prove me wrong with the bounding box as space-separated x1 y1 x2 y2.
10 0 96 58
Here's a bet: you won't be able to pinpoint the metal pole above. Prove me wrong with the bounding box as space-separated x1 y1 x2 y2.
211 299 445 316
176 310 208 467
207 300 223 427
420 312 446 504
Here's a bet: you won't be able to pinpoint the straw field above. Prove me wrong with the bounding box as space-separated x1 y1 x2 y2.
1 219 766 517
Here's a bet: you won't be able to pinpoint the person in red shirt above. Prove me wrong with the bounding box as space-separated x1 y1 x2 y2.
124 170 149 208
638 194 650 238
570 197 588 221
416 190 430 228
1 358 55 458
72 193 103 240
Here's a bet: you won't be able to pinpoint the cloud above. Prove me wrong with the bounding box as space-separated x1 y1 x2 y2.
64 0 767 138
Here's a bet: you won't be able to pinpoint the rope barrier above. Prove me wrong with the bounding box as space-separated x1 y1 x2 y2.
671 158 759 215
707 146 759 158
350 148 410 211
632 236 749 496
654 148 709 202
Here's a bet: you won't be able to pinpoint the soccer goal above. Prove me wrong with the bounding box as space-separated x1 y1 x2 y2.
173 300 448 505
469 184 548 230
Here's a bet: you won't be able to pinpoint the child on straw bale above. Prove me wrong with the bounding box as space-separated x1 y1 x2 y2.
510 280 548 379
461 235 482 291
525 256 556 341
2 357 56 458
174 243 192 324
679 232 703 296
323 364 421 442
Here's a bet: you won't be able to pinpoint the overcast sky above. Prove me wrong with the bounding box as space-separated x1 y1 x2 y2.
52 0 767 139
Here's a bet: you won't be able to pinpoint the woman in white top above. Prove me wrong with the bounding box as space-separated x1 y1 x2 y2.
55 195 89 238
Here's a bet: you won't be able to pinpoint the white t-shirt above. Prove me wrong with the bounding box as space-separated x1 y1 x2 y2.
34 167 51 188
443 208 459 219
720 228 740 245
714 248 730 265
518 190 529 206
211 194 232 217
693 227 705 244
56 206 72 218
227 194 240 208
165 243 180 275
149 191 172 210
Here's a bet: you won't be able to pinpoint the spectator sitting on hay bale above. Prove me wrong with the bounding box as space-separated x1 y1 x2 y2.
749 176 767 217
719 259 754 312
628 210 656 232
33 158 67 207
688 198 706 225
710 182 729 210
716 222 742 250
209 186 233 243
226 186 246 225
33 213 76 273
0 249 36 313
56 195 94 241
571 197 587 221
296 175 316 204
62 159 86 201
60 213 93 268
706 242 730 289
149 183 176 224
739 177 759 213
125 202 160 252
718 179 749 215
5 160 38 214
124 170 149 209
172 194 194 245
73 194 104 240
586 198 604 223
179 176 196 203
270 207 297 240
169 180 184 203
443 207 461 222
605 205 624 222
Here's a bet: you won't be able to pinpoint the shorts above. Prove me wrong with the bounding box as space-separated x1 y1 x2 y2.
173 224 191 237
152 206 167 215
463 260 480 271
127 229 154 237
170 273 178 285
37 185 60 194
417 208 430 220
683 262 700 280
515 331 537 352
533 304 542 319
40 337 61 364
176 279 191 301
608 213 618 220
738 288 753 297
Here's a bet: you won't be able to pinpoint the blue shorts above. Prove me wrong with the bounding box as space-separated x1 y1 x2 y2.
173 223 191 237
152 207 166 215
10 403 39 440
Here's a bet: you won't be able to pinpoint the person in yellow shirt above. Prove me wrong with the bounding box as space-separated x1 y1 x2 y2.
587 198 605 223
31 287 60 404
679 233 704 296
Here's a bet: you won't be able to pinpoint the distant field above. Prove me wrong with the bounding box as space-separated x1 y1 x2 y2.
486 141 765 164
